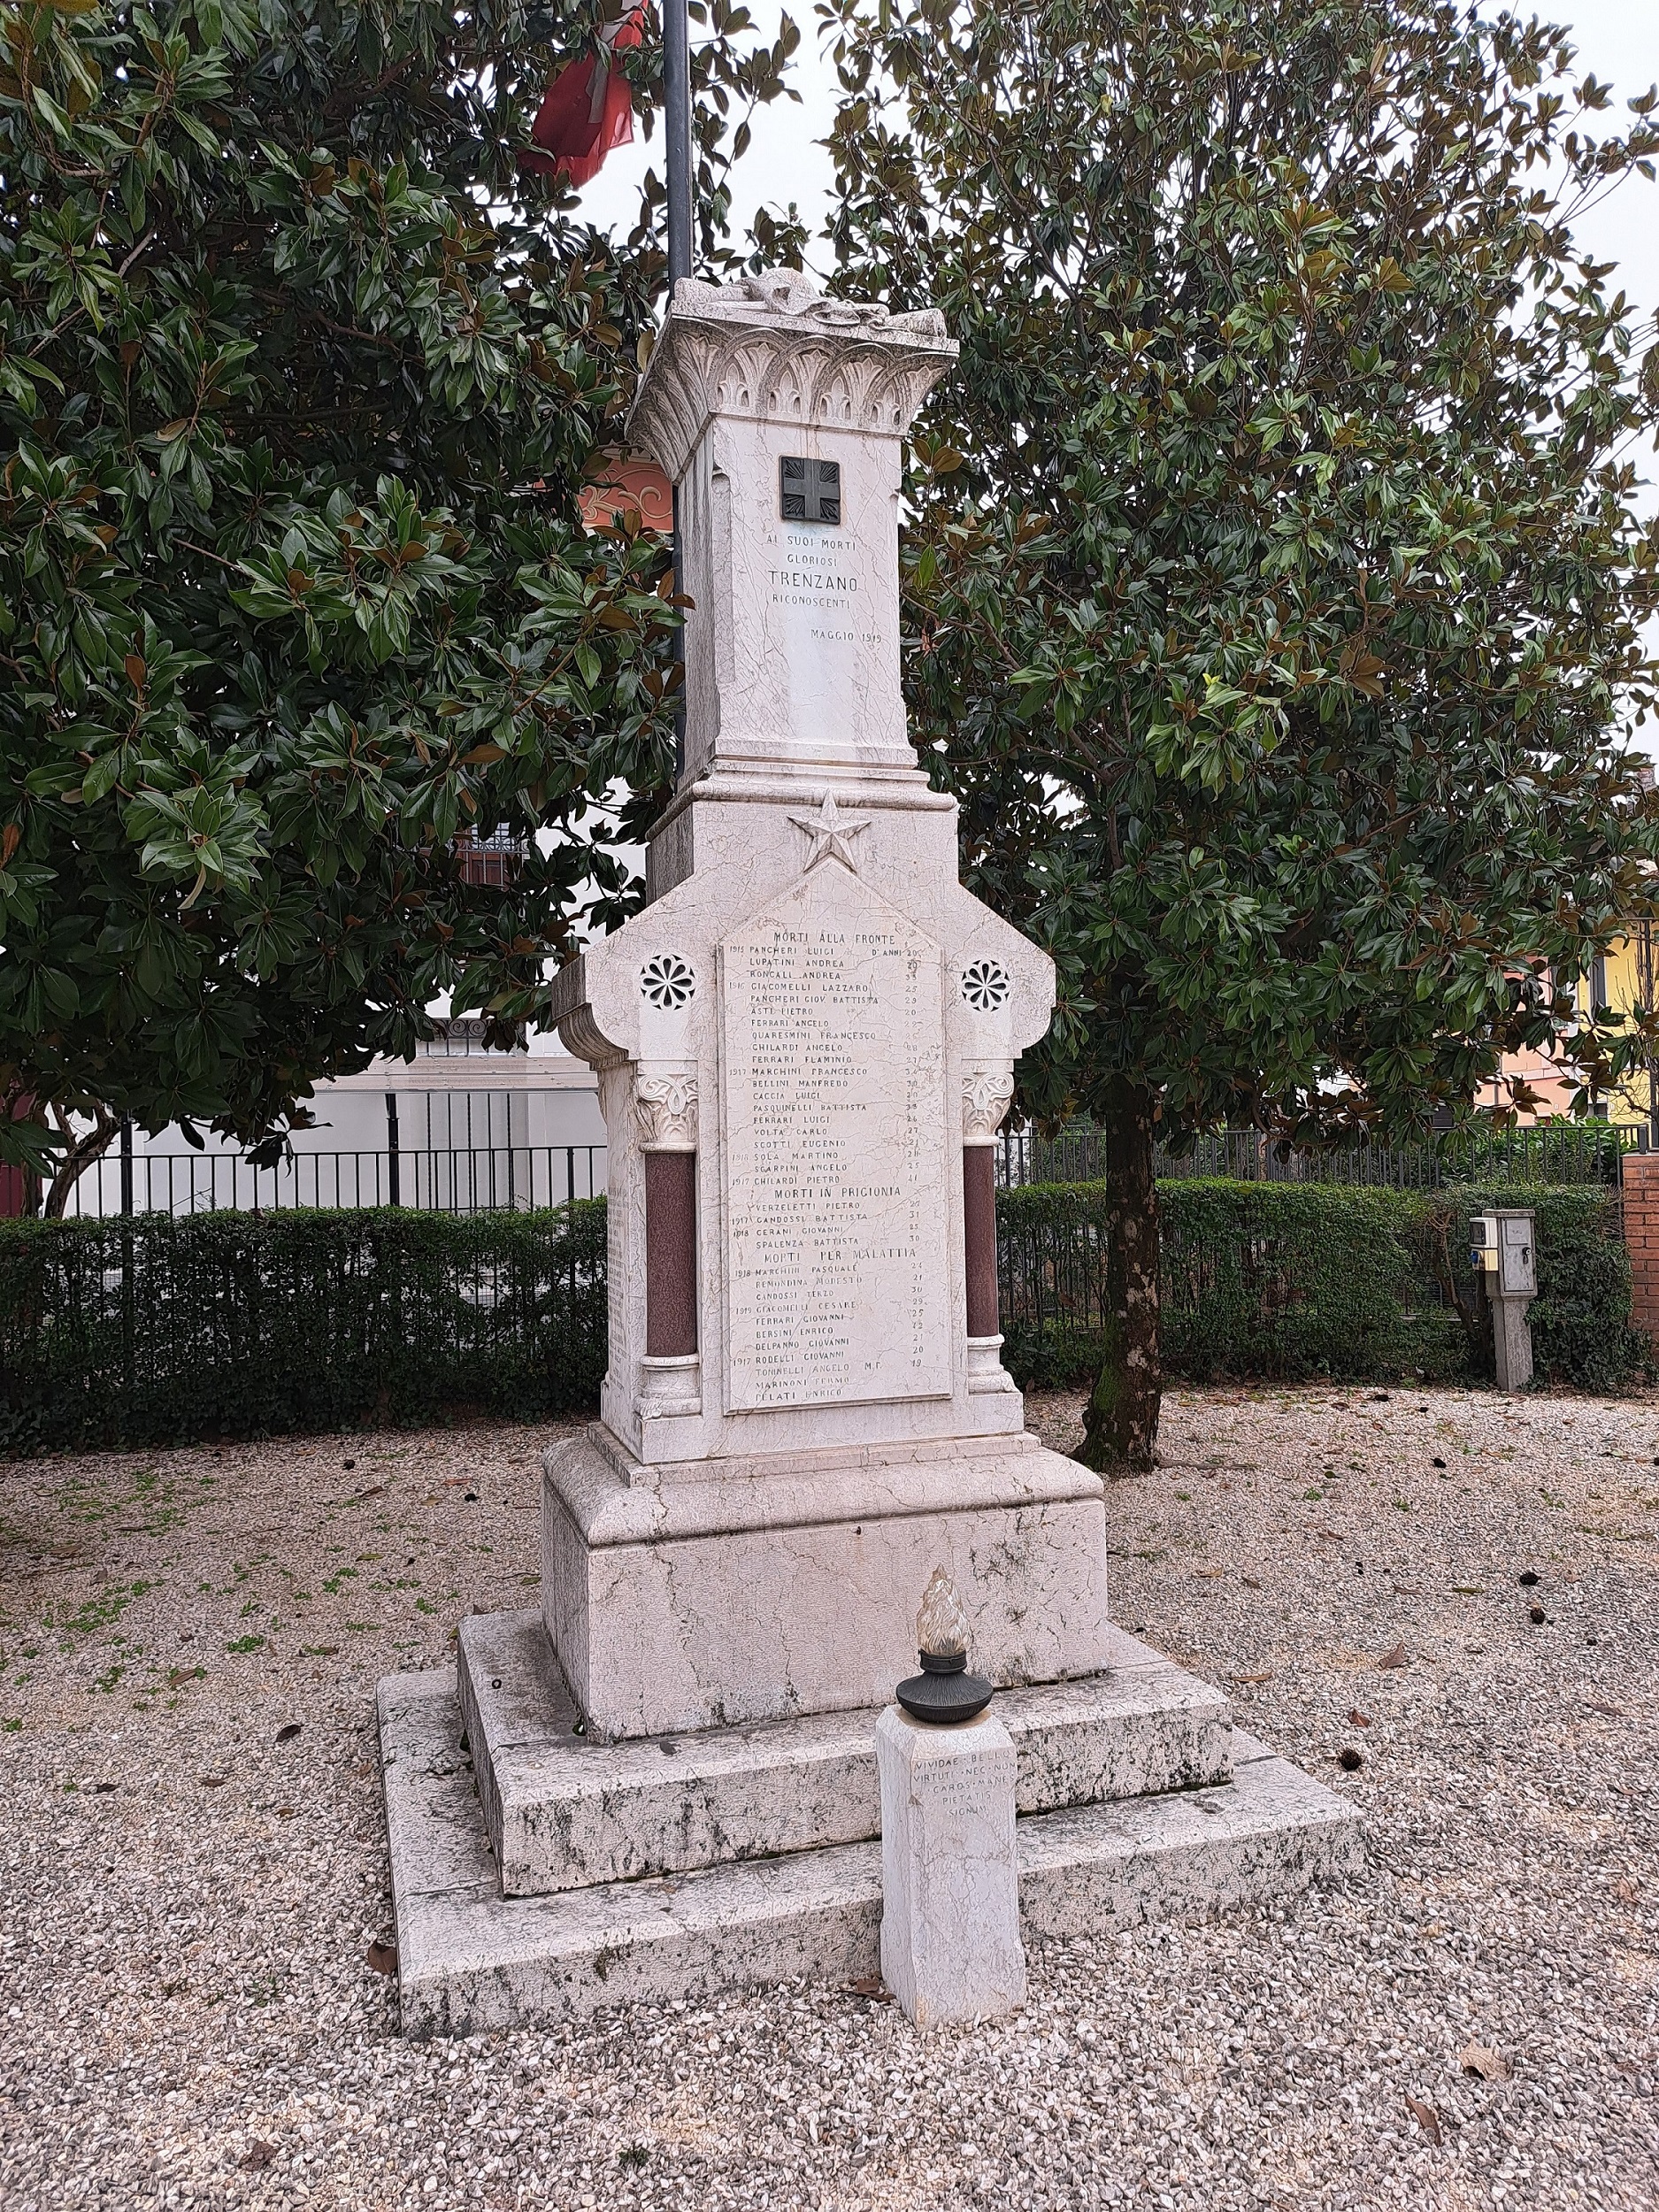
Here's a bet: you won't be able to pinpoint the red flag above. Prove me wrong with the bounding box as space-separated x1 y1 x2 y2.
520 9 644 188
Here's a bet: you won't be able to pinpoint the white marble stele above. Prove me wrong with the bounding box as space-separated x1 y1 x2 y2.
541 268 1109 1742
375 270 1364 2034
877 1707 1026 2027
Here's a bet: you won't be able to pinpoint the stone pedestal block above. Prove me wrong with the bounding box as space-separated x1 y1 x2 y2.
877 1706 1025 2026
541 1426 1111 1742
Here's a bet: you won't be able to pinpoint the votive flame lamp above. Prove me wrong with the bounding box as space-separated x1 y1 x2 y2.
895 1567 995 1724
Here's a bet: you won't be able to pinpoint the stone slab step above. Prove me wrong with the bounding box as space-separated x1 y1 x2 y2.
381 1668 1363 2037
457 1609 1234 1895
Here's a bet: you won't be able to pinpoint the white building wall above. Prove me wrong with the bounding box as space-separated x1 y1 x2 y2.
71 1029 606 1217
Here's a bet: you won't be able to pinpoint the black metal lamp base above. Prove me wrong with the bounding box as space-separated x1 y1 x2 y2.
895 1647 995 1725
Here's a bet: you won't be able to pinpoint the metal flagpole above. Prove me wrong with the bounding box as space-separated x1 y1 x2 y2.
662 0 692 782
663 0 693 288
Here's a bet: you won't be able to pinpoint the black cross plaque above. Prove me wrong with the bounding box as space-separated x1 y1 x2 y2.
780 456 841 524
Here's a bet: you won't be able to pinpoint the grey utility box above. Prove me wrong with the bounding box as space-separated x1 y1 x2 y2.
1470 1208 1537 1390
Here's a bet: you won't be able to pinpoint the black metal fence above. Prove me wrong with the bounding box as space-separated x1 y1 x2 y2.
59 1142 608 1219
997 1121 1646 1191
54 1122 1640 1217
992 1178 1644 1394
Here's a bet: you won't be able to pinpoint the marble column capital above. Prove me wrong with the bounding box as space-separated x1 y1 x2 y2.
634 1066 699 1153
961 1064 1016 1146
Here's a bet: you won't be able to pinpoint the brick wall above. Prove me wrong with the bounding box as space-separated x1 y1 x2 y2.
1621 1154 1659 1340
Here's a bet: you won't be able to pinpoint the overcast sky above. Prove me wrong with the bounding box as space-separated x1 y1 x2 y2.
580 1 1659 301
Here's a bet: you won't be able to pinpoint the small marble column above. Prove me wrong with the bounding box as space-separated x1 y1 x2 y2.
644 1152 697 1356
876 1706 1026 2026
635 1070 699 1366
961 1145 999 1339
962 1066 1016 1394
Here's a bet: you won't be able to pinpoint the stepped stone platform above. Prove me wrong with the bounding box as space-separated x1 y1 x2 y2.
457 1609 1234 1895
380 1639 1363 2037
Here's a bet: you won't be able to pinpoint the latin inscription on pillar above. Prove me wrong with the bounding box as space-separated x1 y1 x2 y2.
720 865 950 1409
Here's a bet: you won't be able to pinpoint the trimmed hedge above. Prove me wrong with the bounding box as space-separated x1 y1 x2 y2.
0 1178 1644 1454
0 1203 607 1454
997 1177 1648 1394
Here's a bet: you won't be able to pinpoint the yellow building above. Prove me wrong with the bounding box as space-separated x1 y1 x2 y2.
1488 924 1657 1133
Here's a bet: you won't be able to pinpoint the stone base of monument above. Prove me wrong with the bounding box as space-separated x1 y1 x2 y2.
539 1427 1115 1742
378 1614 1363 2037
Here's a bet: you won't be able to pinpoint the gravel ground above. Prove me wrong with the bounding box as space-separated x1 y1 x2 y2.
2 1385 1656 2210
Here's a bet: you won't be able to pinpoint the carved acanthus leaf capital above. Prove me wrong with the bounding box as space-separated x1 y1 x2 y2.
962 1065 1016 1146
628 271 958 482
634 1068 699 1152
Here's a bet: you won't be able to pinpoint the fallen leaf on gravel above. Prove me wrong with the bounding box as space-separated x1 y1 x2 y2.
1240 1574 1261 1588
1378 1644 1409 1669
1459 2043 1511 2082
1586 1702 1626 1720
1612 1878 1640 1903
1230 1671 1275 1684
275 1724 302 1744
1452 1586 1485 1595
1192 1568 1226 1579
92 1780 118 1793
841 1977 894 2002
199 1773 228 1788
366 1940 398 1976
239 2142 277 2171
1348 1709 1372 1726
1405 2094 1442 2143
348 1486 386 1502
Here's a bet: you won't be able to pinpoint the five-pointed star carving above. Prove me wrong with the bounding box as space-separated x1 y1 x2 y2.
787 791 872 872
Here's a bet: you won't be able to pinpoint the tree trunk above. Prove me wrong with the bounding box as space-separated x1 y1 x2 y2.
1075 1078 1161 1474
42 1106 119 1219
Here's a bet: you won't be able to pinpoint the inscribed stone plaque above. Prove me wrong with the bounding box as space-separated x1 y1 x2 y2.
759 501 895 759
720 865 950 1409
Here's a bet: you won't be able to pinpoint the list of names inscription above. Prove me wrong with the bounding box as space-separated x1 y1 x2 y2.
721 867 949 1410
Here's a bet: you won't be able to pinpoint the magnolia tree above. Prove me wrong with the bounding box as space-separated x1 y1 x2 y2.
824 0 1659 1468
0 0 797 1207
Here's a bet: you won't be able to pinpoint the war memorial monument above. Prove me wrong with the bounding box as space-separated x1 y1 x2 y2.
377 271 1361 2033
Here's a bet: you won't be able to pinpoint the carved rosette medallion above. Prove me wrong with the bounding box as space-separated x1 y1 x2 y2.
634 1069 698 1153
961 1066 1016 1147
